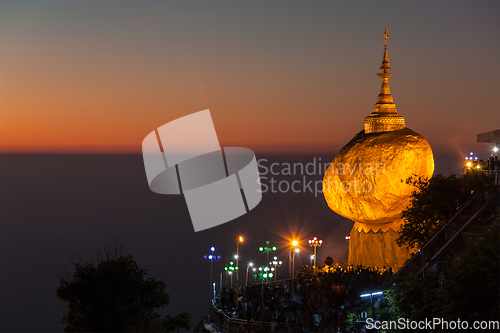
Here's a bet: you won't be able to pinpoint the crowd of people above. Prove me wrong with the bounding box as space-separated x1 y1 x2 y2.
214 266 393 332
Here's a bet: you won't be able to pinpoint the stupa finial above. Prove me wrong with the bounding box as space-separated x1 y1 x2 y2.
380 28 391 73
364 28 405 134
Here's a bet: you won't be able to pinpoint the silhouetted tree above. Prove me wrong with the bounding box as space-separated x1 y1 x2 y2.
163 313 192 333
387 210 499 324
57 246 190 332
437 212 499 322
397 174 472 249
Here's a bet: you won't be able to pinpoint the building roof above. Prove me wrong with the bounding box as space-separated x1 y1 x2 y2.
477 130 500 144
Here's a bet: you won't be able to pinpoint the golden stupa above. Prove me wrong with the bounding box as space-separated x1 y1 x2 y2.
323 29 434 270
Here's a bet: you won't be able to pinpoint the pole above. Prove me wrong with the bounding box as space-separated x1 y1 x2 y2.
261 279 264 321
370 294 379 333
313 246 317 268
246 266 249 287
236 241 240 287
213 282 217 323
210 249 214 301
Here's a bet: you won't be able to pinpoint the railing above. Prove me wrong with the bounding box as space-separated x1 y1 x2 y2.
211 301 365 333
212 301 272 332
384 192 480 287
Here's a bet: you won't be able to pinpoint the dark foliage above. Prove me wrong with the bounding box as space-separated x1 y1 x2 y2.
387 212 500 328
56 249 175 332
397 172 487 249
163 313 192 332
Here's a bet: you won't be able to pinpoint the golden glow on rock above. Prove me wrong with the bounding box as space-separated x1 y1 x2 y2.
322 29 435 270
323 128 434 225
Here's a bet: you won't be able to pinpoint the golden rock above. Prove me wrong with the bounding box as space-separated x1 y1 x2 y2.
323 128 434 225
322 29 435 270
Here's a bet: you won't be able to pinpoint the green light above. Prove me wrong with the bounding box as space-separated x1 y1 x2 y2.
269 273 273 278
235 267 239 270
224 267 228 271
230 267 234 271
272 246 277 251
263 273 268 278
259 247 263 252
230 261 234 265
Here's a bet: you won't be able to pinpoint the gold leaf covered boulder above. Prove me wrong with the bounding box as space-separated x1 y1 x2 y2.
322 29 434 270
323 128 434 225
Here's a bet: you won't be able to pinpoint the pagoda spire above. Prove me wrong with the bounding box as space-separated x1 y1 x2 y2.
380 28 390 73
364 29 405 134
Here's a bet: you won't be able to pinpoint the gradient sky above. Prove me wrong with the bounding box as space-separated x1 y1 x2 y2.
1 1 499 154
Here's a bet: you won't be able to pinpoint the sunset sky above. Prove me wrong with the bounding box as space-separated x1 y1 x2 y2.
1 1 498 155
1 2 499 331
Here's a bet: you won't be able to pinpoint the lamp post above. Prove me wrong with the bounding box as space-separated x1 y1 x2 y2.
290 240 298 278
236 236 243 287
203 247 222 294
269 256 283 281
254 265 273 321
203 247 221 320
224 261 238 288
246 262 253 287
258 241 277 274
292 249 299 278
360 291 383 332
308 237 322 268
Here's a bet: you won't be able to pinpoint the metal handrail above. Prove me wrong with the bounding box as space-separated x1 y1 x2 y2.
384 192 479 287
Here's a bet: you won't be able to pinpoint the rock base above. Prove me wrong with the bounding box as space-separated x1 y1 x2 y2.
347 221 412 271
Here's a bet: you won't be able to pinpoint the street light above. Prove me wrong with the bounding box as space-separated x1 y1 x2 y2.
224 261 239 288
246 262 253 286
259 241 277 273
310 255 314 267
236 236 243 287
290 240 299 278
360 291 384 328
203 247 221 318
291 248 299 278
308 237 323 268
269 256 283 281
254 265 273 321
203 247 222 291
